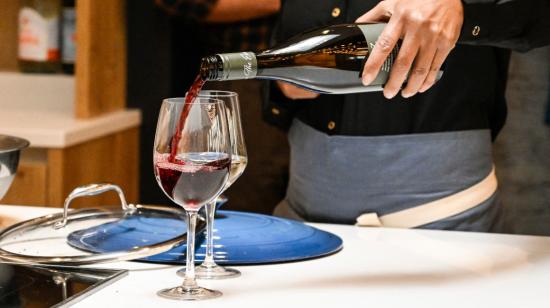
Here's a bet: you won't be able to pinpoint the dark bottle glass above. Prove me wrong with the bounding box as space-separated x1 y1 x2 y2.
61 0 76 74
200 23 442 94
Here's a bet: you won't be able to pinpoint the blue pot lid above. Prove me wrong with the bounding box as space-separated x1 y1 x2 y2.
67 210 343 265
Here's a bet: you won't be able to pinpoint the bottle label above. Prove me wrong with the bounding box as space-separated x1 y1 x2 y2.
217 52 257 80
18 7 60 62
357 24 398 86
62 7 76 63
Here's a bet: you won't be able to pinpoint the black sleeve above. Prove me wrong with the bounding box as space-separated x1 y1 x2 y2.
458 0 550 52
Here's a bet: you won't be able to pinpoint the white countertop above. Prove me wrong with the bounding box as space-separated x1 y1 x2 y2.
1 204 550 308
0 108 142 148
0 72 141 148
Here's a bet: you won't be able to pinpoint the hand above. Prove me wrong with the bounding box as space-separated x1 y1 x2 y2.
277 81 320 100
356 0 464 99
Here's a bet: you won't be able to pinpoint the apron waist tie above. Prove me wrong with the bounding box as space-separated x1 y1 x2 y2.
356 166 498 228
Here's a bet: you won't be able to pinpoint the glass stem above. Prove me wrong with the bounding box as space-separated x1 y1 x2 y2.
183 210 199 289
203 201 217 267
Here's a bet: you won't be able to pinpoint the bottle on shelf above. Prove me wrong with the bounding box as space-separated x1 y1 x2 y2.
18 0 62 73
61 0 76 74
199 23 442 94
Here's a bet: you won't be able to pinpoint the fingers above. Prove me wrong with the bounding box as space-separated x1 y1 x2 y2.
357 0 463 99
417 22 459 93
361 19 402 86
382 30 420 99
401 38 438 98
419 46 452 93
356 1 391 23
277 81 320 100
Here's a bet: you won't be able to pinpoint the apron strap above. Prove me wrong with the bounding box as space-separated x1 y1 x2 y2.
356 166 498 228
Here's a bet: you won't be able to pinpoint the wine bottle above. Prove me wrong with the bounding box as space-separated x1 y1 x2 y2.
200 23 442 94
61 0 76 74
18 0 61 73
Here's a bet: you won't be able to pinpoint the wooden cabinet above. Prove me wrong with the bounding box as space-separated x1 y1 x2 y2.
3 160 48 205
47 127 140 207
0 0 140 208
3 127 139 208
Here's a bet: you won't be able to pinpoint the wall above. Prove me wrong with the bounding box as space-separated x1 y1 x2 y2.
494 46 550 235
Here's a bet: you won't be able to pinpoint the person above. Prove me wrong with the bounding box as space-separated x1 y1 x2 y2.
269 0 550 231
154 0 288 214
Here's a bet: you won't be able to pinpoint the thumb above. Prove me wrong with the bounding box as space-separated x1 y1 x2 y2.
356 1 391 23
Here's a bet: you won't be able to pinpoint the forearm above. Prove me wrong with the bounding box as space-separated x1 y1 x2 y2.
205 0 280 23
459 0 550 51
155 0 279 23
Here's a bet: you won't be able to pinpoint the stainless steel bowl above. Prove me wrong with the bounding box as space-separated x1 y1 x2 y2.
0 135 30 200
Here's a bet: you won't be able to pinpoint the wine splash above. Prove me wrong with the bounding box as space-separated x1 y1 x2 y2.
169 74 206 162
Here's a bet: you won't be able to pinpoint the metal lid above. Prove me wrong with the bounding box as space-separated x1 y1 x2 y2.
0 134 30 154
0 184 199 265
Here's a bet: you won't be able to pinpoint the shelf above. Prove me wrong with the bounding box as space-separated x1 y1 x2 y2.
0 72 141 148
0 108 141 148
0 0 138 208
0 72 74 112
0 0 127 118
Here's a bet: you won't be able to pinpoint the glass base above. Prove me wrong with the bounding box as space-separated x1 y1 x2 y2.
177 264 241 280
157 285 222 301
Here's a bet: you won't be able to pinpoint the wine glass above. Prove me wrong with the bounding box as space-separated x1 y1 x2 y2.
177 90 247 279
153 97 231 300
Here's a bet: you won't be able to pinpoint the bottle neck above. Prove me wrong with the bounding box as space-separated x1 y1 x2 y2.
200 52 257 81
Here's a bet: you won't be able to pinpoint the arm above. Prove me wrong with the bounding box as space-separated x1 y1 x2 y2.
155 0 280 23
205 0 280 23
276 81 319 100
356 0 550 99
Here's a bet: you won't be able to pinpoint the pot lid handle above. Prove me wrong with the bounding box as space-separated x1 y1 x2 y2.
54 183 135 229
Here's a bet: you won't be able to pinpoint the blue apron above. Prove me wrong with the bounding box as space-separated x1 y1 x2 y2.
279 119 502 232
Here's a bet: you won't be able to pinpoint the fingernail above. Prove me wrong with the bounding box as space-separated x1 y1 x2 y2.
383 91 394 99
401 92 411 98
362 74 374 86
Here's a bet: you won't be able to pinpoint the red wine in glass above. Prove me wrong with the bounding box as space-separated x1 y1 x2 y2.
155 152 230 211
